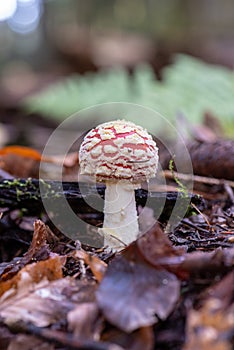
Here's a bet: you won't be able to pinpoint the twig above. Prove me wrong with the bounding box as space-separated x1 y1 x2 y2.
7 321 123 350
191 202 211 229
181 218 211 234
224 183 234 203
163 170 234 188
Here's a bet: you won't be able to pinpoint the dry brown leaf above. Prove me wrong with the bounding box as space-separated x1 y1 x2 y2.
74 250 107 282
183 272 234 350
96 244 180 332
67 302 101 340
0 220 58 283
137 224 185 267
184 301 234 350
0 146 43 178
0 145 79 179
0 276 74 327
0 153 40 177
171 247 234 277
0 254 64 297
96 226 184 332
26 220 57 259
0 272 99 336
7 335 54 350
137 226 234 280
102 326 154 350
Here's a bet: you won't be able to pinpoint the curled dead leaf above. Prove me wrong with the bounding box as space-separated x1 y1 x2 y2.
96 244 180 332
137 224 185 268
74 250 107 282
0 255 69 327
0 220 58 283
0 254 65 297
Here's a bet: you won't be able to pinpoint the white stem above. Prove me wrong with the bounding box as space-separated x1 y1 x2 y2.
99 181 140 251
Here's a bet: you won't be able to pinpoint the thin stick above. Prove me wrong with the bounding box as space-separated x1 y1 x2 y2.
163 170 234 188
224 183 234 203
191 202 211 229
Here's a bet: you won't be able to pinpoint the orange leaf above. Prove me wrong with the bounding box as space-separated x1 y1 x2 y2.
0 254 65 297
0 145 42 161
75 250 107 282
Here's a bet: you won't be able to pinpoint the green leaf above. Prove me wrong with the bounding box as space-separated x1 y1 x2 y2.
22 55 234 136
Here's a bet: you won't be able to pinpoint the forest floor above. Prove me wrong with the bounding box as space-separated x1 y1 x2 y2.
0 114 233 350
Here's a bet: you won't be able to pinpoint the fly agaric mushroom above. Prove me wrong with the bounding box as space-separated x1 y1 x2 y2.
79 120 158 250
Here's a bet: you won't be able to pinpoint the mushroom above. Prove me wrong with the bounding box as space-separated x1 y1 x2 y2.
79 120 158 250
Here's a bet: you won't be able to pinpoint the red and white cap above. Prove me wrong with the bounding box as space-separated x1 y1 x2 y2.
79 120 159 182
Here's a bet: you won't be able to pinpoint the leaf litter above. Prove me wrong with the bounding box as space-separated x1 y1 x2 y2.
0 132 233 349
0 216 233 350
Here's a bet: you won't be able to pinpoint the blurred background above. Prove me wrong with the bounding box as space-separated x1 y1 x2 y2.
0 0 234 150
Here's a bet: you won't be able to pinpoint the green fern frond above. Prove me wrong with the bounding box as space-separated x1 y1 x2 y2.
23 55 234 136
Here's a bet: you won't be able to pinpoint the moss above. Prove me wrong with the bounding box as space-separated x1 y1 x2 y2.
0 178 55 202
168 159 189 197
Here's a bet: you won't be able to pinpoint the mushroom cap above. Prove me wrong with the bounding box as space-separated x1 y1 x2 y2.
79 120 159 182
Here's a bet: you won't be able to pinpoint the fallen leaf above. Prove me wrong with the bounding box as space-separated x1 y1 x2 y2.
136 224 188 280
102 326 154 350
170 247 234 277
67 302 101 340
0 146 42 161
183 272 234 350
7 335 54 350
74 250 107 282
0 254 64 297
0 275 75 327
201 269 234 305
0 153 40 177
0 220 58 283
136 225 233 281
137 224 185 268
96 244 180 332
27 220 58 258
0 146 43 177
0 145 79 179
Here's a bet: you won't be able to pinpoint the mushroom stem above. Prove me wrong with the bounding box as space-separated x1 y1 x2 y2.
100 181 140 250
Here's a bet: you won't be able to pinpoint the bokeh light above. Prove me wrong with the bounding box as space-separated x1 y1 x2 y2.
0 0 17 21
7 0 42 34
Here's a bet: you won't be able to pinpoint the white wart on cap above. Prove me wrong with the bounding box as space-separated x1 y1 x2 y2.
79 120 159 250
